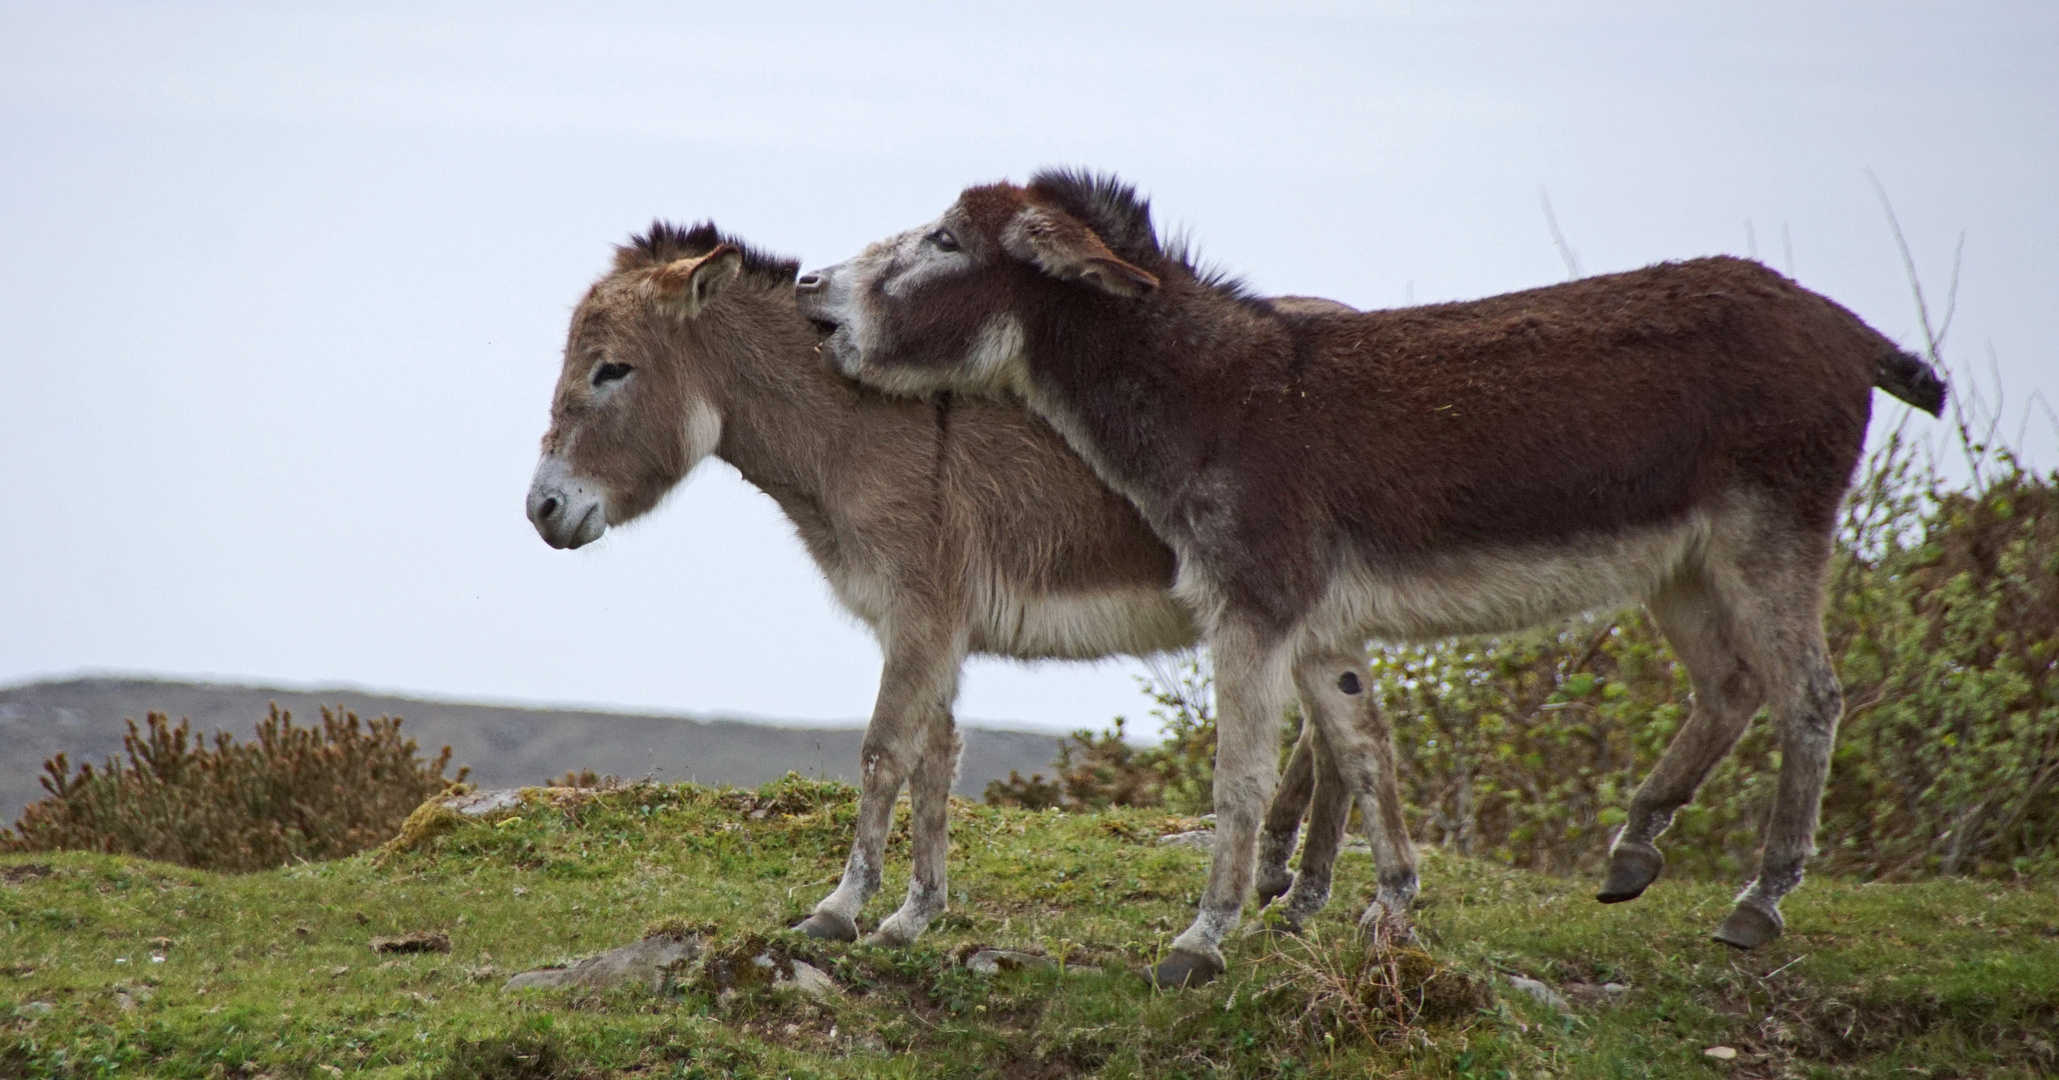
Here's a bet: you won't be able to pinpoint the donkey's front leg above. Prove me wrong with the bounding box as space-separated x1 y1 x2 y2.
1261 714 1353 933
1152 626 1292 988
871 717 963 946
798 635 961 942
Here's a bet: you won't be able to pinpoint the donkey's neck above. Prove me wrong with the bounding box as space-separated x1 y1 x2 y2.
692 287 878 509
1018 289 1273 544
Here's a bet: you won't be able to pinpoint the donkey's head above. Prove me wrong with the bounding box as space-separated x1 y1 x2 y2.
527 223 792 549
797 170 1163 399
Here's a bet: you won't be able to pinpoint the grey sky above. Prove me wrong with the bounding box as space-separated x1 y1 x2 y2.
2 1 2052 738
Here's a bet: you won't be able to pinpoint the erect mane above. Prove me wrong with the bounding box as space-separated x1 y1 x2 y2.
612 220 800 284
1024 168 1253 301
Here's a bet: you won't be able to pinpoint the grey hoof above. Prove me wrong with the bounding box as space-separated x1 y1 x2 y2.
795 910 858 942
1143 947 1225 989
1596 844 1665 904
1711 901 1783 950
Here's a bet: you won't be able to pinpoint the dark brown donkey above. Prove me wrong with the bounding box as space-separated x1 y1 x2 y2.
796 170 1947 986
525 222 1369 946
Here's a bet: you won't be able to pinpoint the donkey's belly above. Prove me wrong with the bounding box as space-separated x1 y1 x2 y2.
1309 516 1709 646
968 584 1199 661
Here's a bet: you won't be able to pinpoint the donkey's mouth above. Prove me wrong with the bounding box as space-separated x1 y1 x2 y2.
807 317 839 339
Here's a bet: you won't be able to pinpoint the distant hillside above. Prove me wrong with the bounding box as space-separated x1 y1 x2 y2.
0 677 1064 824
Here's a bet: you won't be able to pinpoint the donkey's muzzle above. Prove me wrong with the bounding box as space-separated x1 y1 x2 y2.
527 455 608 550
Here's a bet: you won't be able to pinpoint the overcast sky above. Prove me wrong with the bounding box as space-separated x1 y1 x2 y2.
2 1 2053 739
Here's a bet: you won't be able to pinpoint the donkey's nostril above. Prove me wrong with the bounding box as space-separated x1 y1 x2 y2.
796 272 825 292
538 496 560 520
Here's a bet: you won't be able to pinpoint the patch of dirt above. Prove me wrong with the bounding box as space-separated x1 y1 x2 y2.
0 864 53 886
371 931 452 955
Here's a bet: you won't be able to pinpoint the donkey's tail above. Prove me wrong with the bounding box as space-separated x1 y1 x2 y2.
1874 349 1947 417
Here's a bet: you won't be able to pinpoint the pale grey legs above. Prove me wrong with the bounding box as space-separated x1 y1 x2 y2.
1254 717 1357 932
1253 725 1319 908
1251 652 1420 938
1153 634 1421 987
1281 650 1418 937
873 718 962 945
799 635 963 944
1152 625 1293 986
1599 570 1765 902
1716 546 1843 949
1599 549 1843 950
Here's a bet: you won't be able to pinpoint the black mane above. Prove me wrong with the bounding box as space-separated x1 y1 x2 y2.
615 221 800 283
1025 168 1254 301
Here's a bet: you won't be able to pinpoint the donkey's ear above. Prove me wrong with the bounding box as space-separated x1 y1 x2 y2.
1000 206 1159 298
648 244 745 321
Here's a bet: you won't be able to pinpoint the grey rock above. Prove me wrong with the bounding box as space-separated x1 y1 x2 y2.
503 933 701 993
1506 974 1572 1012
1158 829 1214 849
962 949 1054 975
781 959 839 1000
447 789 527 817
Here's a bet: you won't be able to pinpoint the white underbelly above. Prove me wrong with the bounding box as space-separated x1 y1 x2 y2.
968 584 1199 660
1309 518 1708 646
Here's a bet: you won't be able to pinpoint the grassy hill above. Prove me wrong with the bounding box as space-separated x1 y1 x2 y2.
4 776 2056 1079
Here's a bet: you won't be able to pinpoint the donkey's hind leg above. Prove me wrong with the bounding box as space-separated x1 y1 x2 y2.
1292 649 1418 942
1599 570 1766 903
1254 722 1318 907
798 633 961 942
870 716 963 946
1712 542 1842 950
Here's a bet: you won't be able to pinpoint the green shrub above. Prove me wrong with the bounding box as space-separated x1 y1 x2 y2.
986 655 1222 815
2 705 468 871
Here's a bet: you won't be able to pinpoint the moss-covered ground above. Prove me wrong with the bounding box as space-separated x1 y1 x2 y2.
4 777 2055 1078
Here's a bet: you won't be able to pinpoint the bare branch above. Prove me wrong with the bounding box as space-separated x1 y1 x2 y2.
1867 170 1940 359
1538 188 1581 281
1935 230 1966 353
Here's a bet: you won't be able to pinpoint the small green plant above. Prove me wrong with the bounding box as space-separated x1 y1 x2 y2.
986 654 1221 814
2 705 467 871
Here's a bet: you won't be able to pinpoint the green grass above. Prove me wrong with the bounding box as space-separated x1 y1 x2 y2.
3 776 2055 1078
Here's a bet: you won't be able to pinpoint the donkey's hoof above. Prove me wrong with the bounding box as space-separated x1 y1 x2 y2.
865 911 927 948
1255 868 1296 907
795 911 858 942
1711 902 1783 950
1596 844 1665 903
1144 948 1226 989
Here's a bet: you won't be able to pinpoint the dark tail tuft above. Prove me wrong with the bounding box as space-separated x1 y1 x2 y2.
1874 349 1947 417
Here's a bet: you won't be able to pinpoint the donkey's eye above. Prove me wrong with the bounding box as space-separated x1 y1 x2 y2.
592 362 634 386
928 229 961 253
